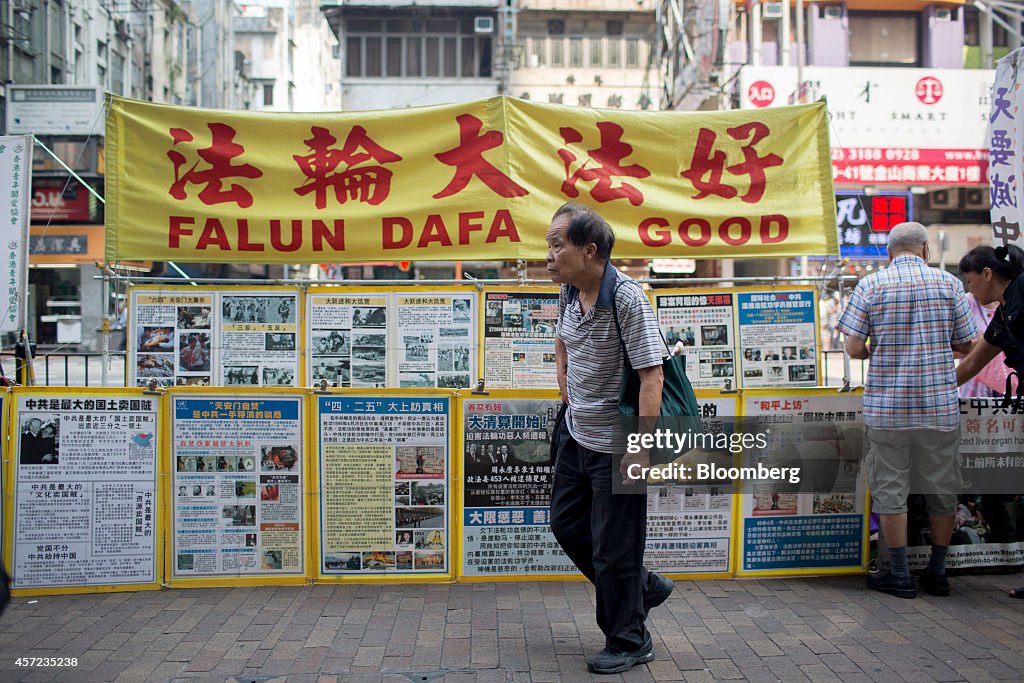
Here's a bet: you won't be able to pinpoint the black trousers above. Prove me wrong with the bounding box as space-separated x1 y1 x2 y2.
549 418 660 652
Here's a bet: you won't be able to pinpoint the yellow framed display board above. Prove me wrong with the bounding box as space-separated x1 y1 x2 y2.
128 285 302 389
6 387 164 596
734 387 869 577
650 286 822 391
165 387 309 588
456 389 742 582
478 287 560 390
306 285 478 390
312 389 455 583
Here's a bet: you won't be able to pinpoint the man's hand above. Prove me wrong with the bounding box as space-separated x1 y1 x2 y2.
620 448 650 486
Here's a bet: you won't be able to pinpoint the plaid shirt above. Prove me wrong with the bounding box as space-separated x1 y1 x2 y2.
837 254 976 431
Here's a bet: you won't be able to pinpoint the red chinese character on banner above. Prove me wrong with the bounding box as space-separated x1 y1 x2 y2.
293 126 403 209
680 122 783 204
558 122 650 206
433 114 528 199
167 123 263 207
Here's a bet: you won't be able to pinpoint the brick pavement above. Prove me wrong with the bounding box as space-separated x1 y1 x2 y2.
1 573 1023 682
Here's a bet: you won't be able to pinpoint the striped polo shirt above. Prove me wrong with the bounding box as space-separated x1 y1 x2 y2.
837 254 976 431
557 262 665 452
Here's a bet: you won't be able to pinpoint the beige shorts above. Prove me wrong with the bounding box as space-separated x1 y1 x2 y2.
864 427 961 515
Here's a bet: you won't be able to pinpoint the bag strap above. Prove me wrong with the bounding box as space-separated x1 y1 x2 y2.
1001 370 1024 409
611 279 669 368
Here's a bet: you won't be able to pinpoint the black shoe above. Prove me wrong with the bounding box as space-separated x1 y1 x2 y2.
643 572 674 614
587 637 655 675
867 571 916 599
918 569 950 596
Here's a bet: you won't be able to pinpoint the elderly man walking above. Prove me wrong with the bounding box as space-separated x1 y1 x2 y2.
837 222 976 598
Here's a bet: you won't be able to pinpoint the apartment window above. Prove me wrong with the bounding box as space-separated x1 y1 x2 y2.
263 83 274 106
551 37 564 67
530 36 546 67
570 37 583 67
848 13 919 67
590 38 603 67
387 37 402 76
607 37 621 68
346 37 362 76
626 38 639 68
345 19 492 78
607 20 623 36
548 20 564 35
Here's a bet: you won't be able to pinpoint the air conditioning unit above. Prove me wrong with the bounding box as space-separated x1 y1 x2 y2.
934 7 952 22
928 189 958 210
474 16 494 34
762 2 784 20
823 5 842 20
964 187 990 210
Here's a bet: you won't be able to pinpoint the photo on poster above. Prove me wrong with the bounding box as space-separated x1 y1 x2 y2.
261 550 283 570
452 298 471 322
224 366 259 385
222 505 257 526
414 550 444 569
177 554 194 571
701 325 728 345
265 333 296 351
245 533 258 547
399 372 433 388
411 481 445 505
238 456 256 472
362 551 395 570
179 333 211 372
813 494 856 514
176 456 196 472
222 296 296 324
352 307 386 327
176 376 210 386
137 353 174 377
138 326 174 352
437 347 453 370
216 455 237 472
353 333 386 347
19 415 59 465
485 300 502 321
396 446 443 476
261 445 299 471
353 347 386 363
437 373 469 388
789 365 816 383
414 529 445 550
395 506 444 528
324 553 361 570
352 363 385 386
312 359 350 384
313 330 349 355
440 326 467 337
235 481 257 498
177 306 211 329
396 530 414 546
396 551 413 569
262 367 295 386
260 483 280 501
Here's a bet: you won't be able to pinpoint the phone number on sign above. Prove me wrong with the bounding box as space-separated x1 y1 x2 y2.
16 657 78 667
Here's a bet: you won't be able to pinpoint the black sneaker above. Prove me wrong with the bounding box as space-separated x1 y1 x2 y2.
867 571 916 599
918 569 950 596
587 636 655 675
643 572 674 614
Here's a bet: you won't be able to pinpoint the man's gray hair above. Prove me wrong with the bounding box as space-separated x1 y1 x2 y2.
887 222 929 252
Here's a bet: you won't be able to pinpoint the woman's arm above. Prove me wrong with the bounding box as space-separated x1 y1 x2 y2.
955 338 1002 385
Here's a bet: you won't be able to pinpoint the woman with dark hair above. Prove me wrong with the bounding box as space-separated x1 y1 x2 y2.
956 245 1024 387
955 243 1024 598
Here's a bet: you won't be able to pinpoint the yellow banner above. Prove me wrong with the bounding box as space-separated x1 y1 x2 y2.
105 95 838 263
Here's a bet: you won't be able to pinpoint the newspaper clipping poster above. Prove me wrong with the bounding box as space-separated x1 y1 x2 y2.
462 397 573 576
319 396 450 574
13 393 158 588
736 290 819 388
396 293 476 389
219 291 300 386
653 292 736 390
740 392 866 572
482 291 559 389
172 395 304 577
904 398 1024 569
308 291 389 387
131 291 216 387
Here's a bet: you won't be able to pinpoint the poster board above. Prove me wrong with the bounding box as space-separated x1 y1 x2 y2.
458 390 740 581
652 289 739 390
167 389 307 586
314 390 453 581
306 286 478 390
903 397 1024 570
480 288 560 390
735 288 820 388
128 286 302 388
737 388 868 576
7 388 162 594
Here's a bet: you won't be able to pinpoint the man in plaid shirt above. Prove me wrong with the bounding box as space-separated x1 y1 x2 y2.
837 222 976 599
